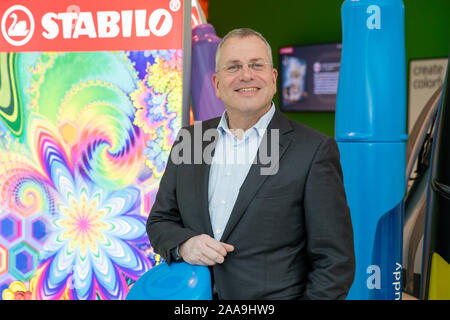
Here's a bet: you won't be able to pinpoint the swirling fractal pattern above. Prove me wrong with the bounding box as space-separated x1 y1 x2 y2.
0 50 182 300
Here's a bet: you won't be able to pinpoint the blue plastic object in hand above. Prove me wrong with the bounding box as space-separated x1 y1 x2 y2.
126 262 212 300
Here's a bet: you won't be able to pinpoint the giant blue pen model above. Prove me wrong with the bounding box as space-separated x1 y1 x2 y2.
335 0 407 300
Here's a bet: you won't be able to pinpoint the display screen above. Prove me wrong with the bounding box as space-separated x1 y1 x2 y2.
279 43 341 112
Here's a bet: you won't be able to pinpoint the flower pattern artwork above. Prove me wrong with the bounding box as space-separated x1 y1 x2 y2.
0 50 182 299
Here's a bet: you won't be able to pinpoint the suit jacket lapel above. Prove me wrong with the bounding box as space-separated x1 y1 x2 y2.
194 118 220 237
219 109 293 243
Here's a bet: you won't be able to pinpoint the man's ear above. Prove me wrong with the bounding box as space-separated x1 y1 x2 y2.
272 68 278 94
212 73 221 99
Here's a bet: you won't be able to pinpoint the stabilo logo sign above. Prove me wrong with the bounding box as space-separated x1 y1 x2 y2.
1 5 35 46
0 0 183 52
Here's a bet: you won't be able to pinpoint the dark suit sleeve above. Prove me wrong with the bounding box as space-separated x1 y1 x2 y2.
302 137 355 299
146 134 199 265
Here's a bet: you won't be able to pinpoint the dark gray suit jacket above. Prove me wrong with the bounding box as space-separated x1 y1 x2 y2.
147 109 355 299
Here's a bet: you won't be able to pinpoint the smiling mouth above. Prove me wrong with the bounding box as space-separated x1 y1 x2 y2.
235 87 260 92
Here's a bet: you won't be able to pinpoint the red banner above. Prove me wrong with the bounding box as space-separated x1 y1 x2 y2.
0 0 183 52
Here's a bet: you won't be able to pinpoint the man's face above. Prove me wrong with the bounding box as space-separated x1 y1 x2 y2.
212 36 278 117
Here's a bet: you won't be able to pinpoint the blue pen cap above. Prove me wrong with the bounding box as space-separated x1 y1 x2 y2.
336 0 407 142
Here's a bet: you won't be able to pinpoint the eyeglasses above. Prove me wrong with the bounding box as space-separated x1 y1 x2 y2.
218 61 272 73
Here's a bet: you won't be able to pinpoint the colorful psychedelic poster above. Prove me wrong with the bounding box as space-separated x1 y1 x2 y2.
0 0 188 300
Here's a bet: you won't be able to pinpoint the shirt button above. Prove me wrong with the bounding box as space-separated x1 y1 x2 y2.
226 172 232 176
220 200 226 205
216 229 222 234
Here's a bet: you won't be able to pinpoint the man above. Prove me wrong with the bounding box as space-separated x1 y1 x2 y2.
147 28 355 300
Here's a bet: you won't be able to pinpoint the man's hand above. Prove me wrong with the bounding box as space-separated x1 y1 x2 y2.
178 234 234 266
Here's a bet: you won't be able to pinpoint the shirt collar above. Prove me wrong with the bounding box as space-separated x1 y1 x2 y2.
217 102 275 138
